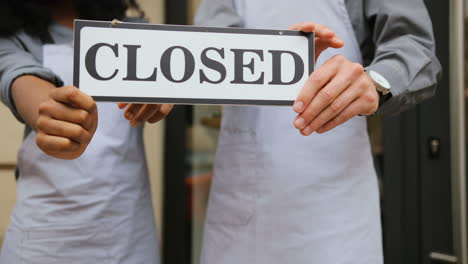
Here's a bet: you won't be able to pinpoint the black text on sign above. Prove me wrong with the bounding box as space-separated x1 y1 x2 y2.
74 20 315 105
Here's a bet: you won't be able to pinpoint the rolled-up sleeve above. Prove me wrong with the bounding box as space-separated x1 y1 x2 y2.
362 0 442 115
0 36 63 123
194 0 242 27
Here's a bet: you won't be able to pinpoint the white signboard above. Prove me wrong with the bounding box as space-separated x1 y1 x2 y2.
74 20 314 105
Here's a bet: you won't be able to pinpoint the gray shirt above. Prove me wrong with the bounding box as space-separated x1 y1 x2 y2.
0 23 70 122
195 0 442 115
0 18 142 124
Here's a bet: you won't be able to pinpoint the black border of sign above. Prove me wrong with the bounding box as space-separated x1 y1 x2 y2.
73 19 315 106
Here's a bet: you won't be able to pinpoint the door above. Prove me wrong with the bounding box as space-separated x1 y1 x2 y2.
383 0 468 263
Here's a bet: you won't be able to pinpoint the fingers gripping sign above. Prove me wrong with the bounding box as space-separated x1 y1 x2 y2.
288 22 344 62
290 23 379 136
294 56 379 136
117 103 174 128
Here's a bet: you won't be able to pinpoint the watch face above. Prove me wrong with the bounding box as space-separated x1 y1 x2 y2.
369 70 391 90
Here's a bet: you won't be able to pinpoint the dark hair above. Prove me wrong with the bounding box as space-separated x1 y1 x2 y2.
0 0 143 37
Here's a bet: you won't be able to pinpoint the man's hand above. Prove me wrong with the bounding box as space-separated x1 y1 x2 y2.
289 22 379 136
288 22 344 62
293 55 379 136
36 86 98 160
117 103 174 127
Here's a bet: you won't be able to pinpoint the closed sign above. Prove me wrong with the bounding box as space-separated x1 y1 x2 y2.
73 20 314 105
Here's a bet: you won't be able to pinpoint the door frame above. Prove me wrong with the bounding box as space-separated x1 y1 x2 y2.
162 2 191 264
449 0 468 262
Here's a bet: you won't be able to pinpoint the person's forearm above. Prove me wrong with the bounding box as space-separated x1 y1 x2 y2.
363 0 441 115
11 75 55 130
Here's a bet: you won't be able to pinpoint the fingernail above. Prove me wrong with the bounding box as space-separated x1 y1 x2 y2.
295 117 306 129
132 121 142 127
294 101 305 113
302 126 312 135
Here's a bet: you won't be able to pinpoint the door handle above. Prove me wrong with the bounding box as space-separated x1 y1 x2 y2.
430 252 458 263
428 137 441 159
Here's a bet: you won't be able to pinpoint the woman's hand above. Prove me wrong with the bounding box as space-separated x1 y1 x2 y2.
290 22 379 136
118 103 174 127
36 86 98 160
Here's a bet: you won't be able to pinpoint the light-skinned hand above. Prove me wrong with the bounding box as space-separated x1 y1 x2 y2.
290 22 379 136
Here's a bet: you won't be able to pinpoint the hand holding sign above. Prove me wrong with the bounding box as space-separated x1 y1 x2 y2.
288 22 344 62
293 23 379 136
118 103 174 127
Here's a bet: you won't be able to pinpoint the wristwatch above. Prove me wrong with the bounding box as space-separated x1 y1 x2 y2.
366 70 392 107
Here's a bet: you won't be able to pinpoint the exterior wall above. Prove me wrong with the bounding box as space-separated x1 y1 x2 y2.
0 105 23 246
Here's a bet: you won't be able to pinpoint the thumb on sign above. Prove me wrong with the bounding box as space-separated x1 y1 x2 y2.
288 22 345 62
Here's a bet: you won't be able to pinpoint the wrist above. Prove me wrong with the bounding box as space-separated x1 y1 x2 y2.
365 70 392 111
12 76 56 129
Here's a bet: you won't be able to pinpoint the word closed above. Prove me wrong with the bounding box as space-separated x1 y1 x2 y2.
74 20 314 105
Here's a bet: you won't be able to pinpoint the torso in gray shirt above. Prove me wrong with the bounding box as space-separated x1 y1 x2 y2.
195 0 442 115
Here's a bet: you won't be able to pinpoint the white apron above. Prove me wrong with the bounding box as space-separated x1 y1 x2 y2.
201 1 383 263
0 42 159 264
